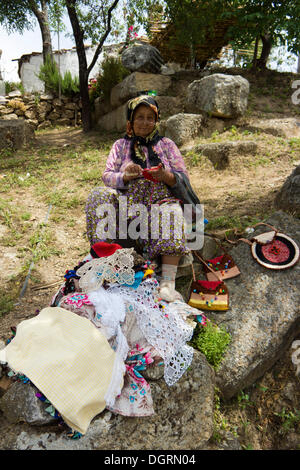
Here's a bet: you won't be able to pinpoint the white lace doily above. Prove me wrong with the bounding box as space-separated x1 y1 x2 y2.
107 279 194 387
76 248 135 292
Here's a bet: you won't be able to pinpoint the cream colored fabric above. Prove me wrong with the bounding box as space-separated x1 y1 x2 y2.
0 307 123 434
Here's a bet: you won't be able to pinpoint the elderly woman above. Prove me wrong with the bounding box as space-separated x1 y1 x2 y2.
86 95 200 302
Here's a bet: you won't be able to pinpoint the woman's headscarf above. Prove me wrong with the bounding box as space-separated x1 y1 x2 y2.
125 95 163 169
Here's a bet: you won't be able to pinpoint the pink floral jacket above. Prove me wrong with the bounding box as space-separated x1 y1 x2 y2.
102 137 189 189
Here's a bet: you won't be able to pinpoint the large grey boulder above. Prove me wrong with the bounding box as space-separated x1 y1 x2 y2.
3 351 215 450
187 73 249 118
110 72 171 109
274 165 300 217
0 119 35 149
163 113 204 147
121 43 164 74
208 211 300 399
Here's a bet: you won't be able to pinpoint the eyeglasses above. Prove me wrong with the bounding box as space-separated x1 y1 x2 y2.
134 116 155 124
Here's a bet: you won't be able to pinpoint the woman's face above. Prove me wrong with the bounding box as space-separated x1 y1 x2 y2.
132 104 156 138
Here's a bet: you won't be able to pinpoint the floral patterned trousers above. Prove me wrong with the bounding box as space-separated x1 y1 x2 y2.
85 178 190 260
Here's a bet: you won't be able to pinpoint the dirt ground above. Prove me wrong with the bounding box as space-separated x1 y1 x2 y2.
0 67 300 449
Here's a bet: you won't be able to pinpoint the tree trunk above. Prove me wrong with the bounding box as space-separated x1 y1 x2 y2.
66 0 120 132
66 0 92 132
297 54 300 74
252 36 259 69
29 0 53 63
256 33 272 69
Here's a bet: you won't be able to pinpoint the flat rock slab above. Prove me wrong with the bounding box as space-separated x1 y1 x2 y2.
182 140 258 168
6 351 215 450
242 118 300 138
209 211 300 399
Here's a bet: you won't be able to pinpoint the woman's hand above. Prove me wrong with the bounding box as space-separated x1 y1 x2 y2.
149 164 176 186
123 162 142 183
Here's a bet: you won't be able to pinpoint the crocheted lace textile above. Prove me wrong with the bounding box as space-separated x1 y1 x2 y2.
77 248 136 292
107 278 194 387
86 288 128 408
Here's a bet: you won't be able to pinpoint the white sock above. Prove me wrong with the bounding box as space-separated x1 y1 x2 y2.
159 264 182 302
161 264 177 286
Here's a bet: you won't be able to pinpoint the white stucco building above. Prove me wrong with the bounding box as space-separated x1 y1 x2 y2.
17 43 122 93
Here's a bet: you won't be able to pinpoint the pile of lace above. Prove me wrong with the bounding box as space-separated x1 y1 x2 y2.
61 247 196 387
90 279 194 387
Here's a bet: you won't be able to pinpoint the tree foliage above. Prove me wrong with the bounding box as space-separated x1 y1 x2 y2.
225 0 300 63
0 1 62 62
161 0 300 68
0 0 34 33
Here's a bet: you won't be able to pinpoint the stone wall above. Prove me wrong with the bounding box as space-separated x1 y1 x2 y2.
0 91 81 131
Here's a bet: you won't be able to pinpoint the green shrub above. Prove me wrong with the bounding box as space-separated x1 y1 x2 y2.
38 55 79 97
89 55 130 104
5 81 24 95
190 322 231 369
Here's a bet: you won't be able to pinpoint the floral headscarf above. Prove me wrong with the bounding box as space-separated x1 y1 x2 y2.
124 95 163 169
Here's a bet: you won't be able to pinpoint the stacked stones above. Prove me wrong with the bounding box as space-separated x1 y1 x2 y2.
95 44 250 148
95 43 183 133
0 90 82 130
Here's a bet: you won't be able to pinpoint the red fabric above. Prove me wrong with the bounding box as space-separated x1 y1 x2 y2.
261 240 290 263
197 281 222 289
207 255 224 265
91 241 123 258
142 167 160 183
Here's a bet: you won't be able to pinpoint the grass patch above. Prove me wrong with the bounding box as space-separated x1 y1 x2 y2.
205 214 261 232
274 408 300 435
28 226 61 262
45 190 83 210
0 290 15 317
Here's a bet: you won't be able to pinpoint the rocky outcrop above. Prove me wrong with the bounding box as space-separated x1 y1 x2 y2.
207 211 300 400
0 212 299 448
121 43 165 74
187 73 249 118
96 72 173 132
0 351 215 450
274 165 300 217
